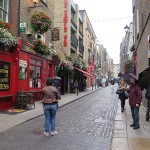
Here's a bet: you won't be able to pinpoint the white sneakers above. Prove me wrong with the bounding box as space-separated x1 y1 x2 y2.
44 131 58 136
44 132 49 136
51 131 58 136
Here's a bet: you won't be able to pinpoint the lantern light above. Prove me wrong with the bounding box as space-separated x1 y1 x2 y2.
33 0 38 4
28 0 42 12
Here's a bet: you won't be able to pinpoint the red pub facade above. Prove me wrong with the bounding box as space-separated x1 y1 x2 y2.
0 39 55 110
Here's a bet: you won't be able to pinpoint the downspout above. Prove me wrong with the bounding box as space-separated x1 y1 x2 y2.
18 0 21 37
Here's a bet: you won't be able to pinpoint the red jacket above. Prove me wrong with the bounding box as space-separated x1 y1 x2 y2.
128 84 142 107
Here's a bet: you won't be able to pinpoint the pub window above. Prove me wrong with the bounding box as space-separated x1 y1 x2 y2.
0 61 10 91
30 59 42 88
0 0 9 21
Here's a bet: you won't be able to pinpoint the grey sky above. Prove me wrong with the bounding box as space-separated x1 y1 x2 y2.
74 0 133 64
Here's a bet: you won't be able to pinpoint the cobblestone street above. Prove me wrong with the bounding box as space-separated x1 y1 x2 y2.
0 86 119 150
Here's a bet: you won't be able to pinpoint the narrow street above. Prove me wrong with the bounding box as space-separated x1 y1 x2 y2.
0 86 119 150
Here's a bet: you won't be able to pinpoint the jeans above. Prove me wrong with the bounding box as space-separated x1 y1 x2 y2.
43 104 57 132
120 98 125 110
131 106 140 126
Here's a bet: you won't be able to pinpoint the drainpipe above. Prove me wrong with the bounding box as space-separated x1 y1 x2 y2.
18 0 21 37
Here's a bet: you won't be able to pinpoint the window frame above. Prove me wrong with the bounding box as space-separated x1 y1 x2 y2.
0 0 9 22
29 58 42 89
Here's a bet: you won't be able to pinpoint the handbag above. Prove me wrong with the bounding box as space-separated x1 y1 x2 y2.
116 89 122 95
124 91 129 99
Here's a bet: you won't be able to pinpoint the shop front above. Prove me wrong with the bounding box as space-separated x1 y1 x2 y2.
0 40 55 110
0 45 19 110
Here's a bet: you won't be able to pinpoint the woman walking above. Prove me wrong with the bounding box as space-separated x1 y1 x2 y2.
118 78 127 112
128 73 142 129
42 78 61 136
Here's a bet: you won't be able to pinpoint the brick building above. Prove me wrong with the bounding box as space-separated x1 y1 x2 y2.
133 0 150 107
0 0 55 110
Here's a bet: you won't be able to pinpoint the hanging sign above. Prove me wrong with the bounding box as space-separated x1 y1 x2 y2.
52 28 59 41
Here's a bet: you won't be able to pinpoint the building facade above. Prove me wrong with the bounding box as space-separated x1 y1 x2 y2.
0 0 55 110
132 0 150 107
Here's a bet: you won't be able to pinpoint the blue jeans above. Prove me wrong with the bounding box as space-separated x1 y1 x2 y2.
131 106 140 126
43 104 57 132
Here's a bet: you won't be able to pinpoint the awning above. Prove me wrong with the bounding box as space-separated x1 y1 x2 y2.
74 67 95 78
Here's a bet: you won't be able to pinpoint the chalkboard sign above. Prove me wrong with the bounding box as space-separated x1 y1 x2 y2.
0 61 10 91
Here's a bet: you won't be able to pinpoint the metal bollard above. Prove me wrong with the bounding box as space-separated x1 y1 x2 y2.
77 88 78 96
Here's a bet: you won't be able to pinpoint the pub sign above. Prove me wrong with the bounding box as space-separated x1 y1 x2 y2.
0 61 10 91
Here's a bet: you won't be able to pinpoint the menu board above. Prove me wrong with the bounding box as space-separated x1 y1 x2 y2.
0 61 10 91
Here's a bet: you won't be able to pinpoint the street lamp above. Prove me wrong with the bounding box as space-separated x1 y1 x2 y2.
124 25 129 33
28 0 43 12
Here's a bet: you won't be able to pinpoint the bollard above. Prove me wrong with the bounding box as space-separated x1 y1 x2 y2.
76 88 78 96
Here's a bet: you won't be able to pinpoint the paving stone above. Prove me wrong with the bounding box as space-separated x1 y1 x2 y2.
0 86 119 150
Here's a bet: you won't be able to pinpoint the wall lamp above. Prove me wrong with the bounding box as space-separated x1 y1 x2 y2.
124 25 129 33
28 0 43 12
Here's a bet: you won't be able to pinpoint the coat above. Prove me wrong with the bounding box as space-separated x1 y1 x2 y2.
43 86 61 104
128 84 142 107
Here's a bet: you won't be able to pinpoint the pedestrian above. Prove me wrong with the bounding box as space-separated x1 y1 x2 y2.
118 77 127 112
42 78 61 136
128 74 142 129
74 80 79 94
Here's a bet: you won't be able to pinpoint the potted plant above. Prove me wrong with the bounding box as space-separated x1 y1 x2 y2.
34 39 50 55
30 11 51 34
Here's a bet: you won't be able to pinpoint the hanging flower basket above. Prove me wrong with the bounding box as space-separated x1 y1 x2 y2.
30 11 51 34
0 20 17 47
124 59 133 73
34 40 50 55
129 44 135 52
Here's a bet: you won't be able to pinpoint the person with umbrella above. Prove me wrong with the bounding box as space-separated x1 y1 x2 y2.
128 73 142 129
118 77 127 112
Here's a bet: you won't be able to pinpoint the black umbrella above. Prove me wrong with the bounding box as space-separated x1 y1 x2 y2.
138 67 150 89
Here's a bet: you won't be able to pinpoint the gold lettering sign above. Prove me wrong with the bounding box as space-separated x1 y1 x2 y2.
0 61 10 91
0 84 9 90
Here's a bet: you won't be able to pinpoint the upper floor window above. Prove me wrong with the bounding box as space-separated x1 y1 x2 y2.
0 0 9 21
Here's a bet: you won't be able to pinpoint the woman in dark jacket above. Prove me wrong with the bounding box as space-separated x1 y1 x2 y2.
118 78 127 112
128 74 142 129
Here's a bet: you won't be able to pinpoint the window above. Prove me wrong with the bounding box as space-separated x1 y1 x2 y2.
0 0 9 21
29 59 42 88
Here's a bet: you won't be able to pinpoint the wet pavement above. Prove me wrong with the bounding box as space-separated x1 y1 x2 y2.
112 94 150 150
0 86 118 150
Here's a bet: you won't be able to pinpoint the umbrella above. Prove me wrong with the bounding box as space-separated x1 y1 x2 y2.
128 73 138 81
54 76 62 80
138 67 150 89
122 73 130 85
122 73 138 85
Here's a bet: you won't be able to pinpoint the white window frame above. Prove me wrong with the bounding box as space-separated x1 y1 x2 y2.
0 0 9 22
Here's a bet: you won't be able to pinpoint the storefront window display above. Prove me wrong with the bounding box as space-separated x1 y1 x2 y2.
30 59 42 88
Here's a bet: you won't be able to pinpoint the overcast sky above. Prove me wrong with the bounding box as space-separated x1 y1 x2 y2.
73 0 133 64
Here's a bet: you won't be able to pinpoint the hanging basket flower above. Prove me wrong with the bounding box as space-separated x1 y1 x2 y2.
0 20 17 47
34 40 50 55
124 59 133 73
30 11 51 34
